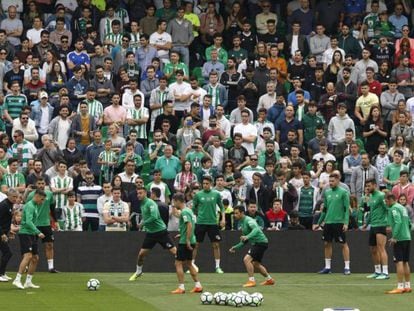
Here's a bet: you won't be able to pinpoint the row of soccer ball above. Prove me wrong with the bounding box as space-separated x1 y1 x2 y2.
200 291 264 307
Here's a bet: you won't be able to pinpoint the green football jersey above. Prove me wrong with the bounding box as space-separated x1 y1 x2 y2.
367 190 388 227
179 207 196 245
28 190 54 227
141 197 167 233
193 189 224 225
19 200 41 235
388 203 412 242
233 215 268 250
319 186 350 225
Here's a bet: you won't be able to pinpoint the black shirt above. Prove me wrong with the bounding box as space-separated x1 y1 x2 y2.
155 200 169 227
0 199 13 235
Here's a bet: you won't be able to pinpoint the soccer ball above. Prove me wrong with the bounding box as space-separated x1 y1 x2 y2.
200 292 213 304
214 293 227 305
250 295 261 307
233 294 244 307
213 291 223 302
87 278 100 291
252 292 264 303
226 293 236 306
244 294 253 306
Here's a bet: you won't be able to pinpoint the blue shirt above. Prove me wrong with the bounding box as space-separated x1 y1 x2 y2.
67 51 90 77
135 46 158 75
389 14 408 38
275 118 303 144
287 90 311 107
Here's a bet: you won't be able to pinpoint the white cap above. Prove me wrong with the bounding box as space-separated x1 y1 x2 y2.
40 91 48 99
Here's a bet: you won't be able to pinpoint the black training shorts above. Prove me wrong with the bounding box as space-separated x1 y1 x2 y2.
368 226 387 246
322 223 346 244
37 226 54 243
142 230 175 250
176 244 195 261
195 224 221 243
247 243 268 262
393 240 410 262
18 234 39 255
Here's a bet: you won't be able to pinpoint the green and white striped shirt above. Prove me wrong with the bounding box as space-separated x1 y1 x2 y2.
105 32 123 48
1 172 25 188
103 200 129 231
4 94 28 120
127 107 149 139
207 85 221 108
63 203 84 231
51 175 73 209
11 140 37 170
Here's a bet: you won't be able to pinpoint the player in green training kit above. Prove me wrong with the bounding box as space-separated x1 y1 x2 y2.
363 179 389 280
27 177 59 273
193 176 225 273
13 190 46 289
230 205 274 288
317 173 351 275
170 193 202 294
384 193 412 294
129 187 176 281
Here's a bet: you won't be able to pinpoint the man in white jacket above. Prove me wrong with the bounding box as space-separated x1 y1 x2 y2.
328 103 356 146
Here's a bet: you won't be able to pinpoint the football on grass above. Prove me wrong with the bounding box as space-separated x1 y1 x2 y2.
87 278 100 291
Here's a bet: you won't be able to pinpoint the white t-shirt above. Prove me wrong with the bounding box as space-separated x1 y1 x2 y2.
406 97 414 122
169 81 192 112
39 106 49 134
233 123 258 155
149 31 172 59
312 152 336 162
26 28 44 45
190 87 207 105
57 119 70 150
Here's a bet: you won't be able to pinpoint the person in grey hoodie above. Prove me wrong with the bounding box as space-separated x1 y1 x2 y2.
350 153 379 204
380 79 405 131
327 102 356 145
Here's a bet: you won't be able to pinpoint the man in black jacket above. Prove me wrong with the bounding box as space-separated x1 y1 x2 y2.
0 189 19 282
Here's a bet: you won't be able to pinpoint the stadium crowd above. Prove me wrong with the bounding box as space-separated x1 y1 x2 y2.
0 0 414 234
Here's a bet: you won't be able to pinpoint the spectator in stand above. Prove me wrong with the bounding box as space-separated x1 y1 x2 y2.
199 1 224 47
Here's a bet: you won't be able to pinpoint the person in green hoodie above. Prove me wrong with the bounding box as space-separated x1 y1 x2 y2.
317 172 351 275
384 193 412 294
12 189 46 290
230 205 274 288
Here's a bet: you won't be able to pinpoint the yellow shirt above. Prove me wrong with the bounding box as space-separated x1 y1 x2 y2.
80 115 90 146
184 13 200 37
92 0 106 11
356 92 379 119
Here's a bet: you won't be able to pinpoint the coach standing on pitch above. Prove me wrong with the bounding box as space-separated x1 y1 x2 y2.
384 193 412 294
317 173 351 275
0 189 19 282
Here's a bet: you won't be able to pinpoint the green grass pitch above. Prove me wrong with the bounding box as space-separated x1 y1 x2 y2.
0 273 412 310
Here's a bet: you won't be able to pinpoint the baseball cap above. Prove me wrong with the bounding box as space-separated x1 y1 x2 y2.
40 91 48 99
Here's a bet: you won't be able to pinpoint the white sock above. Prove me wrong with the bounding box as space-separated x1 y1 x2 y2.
266 275 272 280
398 282 404 289
15 273 21 282
26 275 33 283
136 265 143 274
325 258 331 269
215 259 220 269
191 260 195 265
382 265 388 275
344 261 350 270
375 265 381 274
179 283 185 290
195 281 201 288
405 281 411 288
248 277 255 282
48 259 54 270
